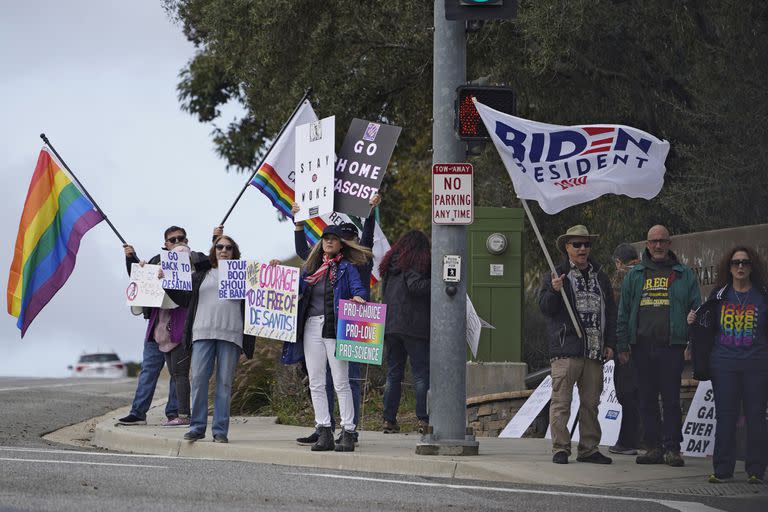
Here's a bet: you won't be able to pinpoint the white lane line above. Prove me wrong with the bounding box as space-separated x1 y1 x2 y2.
288 472 725 512
0 446 221 462
0 457 167 469
0 379 134 392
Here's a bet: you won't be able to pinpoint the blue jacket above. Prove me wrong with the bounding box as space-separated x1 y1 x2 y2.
281 259 368 364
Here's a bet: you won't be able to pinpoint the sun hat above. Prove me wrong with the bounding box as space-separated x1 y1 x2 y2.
556 225 599 252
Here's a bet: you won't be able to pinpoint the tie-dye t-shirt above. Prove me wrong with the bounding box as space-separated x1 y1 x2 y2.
713 287 768 360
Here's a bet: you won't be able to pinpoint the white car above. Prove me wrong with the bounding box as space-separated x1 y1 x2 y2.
69 352 128 378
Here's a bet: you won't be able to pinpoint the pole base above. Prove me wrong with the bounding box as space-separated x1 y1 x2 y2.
415 432 479 456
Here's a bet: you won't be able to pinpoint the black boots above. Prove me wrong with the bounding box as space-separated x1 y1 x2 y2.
334 429 356 452
310 426 334 451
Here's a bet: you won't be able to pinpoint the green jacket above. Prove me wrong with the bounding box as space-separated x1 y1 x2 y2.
616 249 701 352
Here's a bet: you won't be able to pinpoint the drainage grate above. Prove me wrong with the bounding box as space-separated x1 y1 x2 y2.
622 482 768 498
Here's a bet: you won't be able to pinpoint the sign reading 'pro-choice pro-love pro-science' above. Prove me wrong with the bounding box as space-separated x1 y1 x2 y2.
335 299 387 365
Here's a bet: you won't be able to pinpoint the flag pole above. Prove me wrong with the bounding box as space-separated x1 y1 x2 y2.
520 199 583 339
219 87 313 225
39 133 127 245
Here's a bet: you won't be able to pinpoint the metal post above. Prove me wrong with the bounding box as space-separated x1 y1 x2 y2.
416 1 478 456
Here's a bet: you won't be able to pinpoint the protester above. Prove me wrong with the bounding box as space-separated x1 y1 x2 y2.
379 230 431 434
688 246 768 484
292 225 371 452
165 230 255 443
118 226 206 426
608 243 641 455
290 194 380 446
617 225 701 467
539 225 616 465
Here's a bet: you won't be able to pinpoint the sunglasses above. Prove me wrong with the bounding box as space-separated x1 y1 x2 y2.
569 241 591 249
166 236 187 244
730 259 752 268
215 244 234 251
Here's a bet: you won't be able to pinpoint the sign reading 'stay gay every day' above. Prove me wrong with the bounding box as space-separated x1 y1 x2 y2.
334 119 401 218
244 262 299 342
335 299 387 365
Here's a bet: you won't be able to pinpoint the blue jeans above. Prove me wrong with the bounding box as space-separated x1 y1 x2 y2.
633 344 685 452
130 341 178 420
189 339 240 437
383 333 430 422
324 362 362 430
711 359 768 479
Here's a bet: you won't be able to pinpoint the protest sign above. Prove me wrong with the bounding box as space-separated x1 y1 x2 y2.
244 262 300 342
334 119 401 218
544 361 622 446
682 381 716 457
160 251 192 291
466 295 494 358
126 263 167 308
294 115 335 222
335 299 387 365
499 376 552 438
218 259 247 299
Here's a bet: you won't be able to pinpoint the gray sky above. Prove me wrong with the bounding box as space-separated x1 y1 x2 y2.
0 1 296 376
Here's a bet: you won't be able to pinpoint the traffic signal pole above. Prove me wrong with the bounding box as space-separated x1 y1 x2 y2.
416 0 478 456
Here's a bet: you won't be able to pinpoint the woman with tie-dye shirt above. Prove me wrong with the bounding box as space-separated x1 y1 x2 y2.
688 246 768 484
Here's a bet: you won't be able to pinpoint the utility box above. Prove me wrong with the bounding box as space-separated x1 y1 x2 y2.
466 207 524 362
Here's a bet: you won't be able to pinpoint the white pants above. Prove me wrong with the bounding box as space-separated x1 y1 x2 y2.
304 316 355 431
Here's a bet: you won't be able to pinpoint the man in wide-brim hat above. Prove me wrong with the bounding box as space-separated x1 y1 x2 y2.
539 224 617 466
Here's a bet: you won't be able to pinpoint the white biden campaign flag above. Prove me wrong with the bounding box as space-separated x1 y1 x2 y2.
474 100 670 214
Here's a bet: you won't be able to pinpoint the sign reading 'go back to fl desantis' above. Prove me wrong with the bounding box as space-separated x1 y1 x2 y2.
335 299 387 365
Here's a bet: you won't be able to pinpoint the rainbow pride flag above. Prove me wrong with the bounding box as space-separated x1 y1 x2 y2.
7 148 104 336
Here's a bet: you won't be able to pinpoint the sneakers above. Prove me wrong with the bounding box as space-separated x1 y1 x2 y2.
636 448 665 464
183 430 205 442
213 434 229 443
552 451 569 464
382 421 400 434
747 475 764 485
417 420 429 434
296 431 320 446
162 416 190 427
708 474 733 484
117 414 146 426
608 444 638 455
664 451 685 467
336 431 359 446
334 430 356 452
577 451 613 464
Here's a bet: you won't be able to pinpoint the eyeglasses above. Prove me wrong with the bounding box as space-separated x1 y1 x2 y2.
647 239 671 245
569 241 591 249
730 259 752 268
166 236 187 244
215 244 234 251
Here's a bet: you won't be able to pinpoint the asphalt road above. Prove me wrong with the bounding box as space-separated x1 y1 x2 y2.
0 377 764 512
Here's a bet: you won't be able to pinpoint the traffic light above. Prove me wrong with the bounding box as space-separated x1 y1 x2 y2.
445 0 518 21
455 85 516 141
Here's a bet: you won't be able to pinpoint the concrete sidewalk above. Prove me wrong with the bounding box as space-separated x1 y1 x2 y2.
83 403 768 499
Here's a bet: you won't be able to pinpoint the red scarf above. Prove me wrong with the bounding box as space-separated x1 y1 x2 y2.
304 253 343 285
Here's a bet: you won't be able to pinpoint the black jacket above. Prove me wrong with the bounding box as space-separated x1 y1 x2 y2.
164 259 255 359
381 259 430 340
538 257 617 359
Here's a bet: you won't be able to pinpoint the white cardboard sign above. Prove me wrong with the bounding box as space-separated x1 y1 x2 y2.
244 262 300 342
126 263 170 308
218 259 248 299
499 376 553 438
294 115 335 222
160 251 192 291
681 381 716 457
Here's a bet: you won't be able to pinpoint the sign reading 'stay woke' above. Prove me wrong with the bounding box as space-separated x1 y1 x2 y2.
335 299 387 365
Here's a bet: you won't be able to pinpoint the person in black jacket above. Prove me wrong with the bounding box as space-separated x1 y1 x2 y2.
688 246 768 484
379 230 431 434
539 225 616 465
117 225 206 426
165 232 255 444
